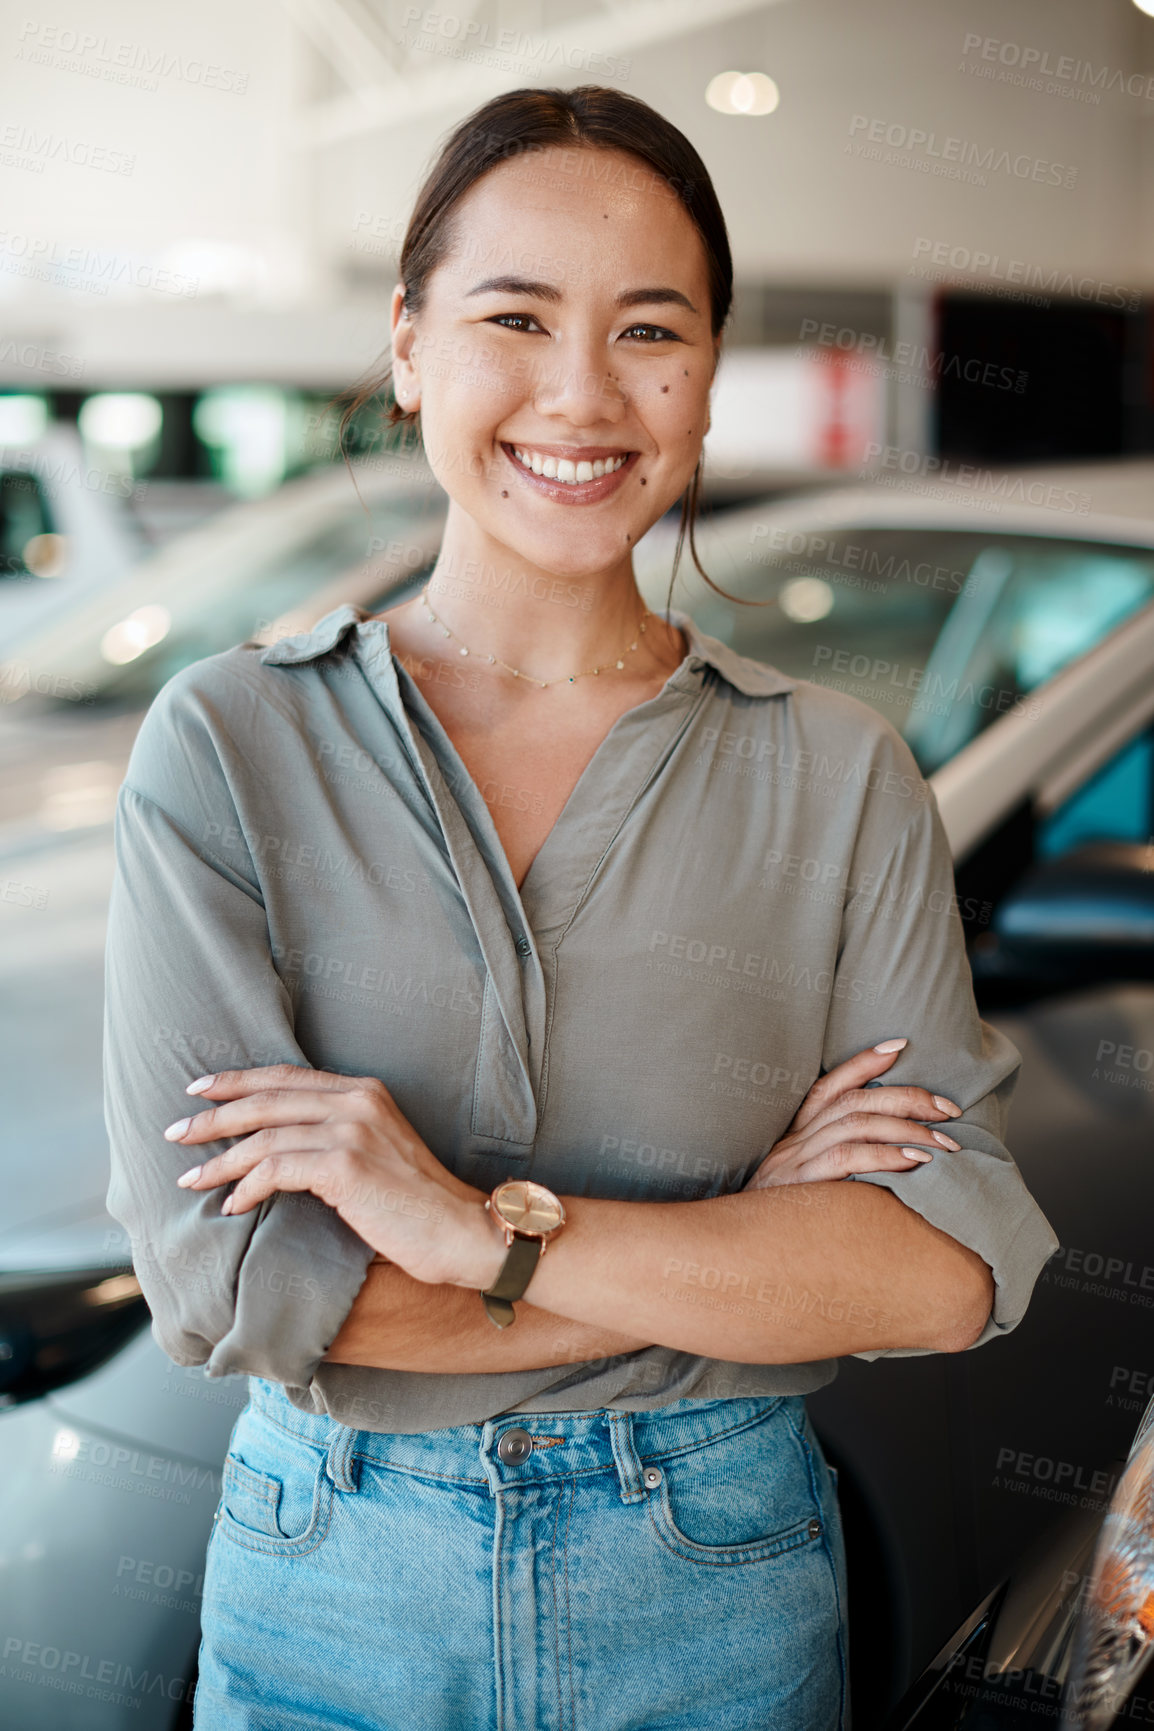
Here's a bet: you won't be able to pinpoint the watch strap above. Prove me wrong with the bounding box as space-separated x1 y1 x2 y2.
481 1234 543 1328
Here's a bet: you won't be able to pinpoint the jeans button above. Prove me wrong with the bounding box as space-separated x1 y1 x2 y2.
497 1426 533 1463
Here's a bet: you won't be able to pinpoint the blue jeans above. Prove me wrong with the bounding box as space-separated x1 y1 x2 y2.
194 1379 849 1729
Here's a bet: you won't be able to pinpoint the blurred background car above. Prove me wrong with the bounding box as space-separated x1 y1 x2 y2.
2 457 1153 1726
879 1391 1154 1728
0 452 443 1730
0 419 150 646
634 461 1154 1724
0 450 444 846
6 0 1154 1723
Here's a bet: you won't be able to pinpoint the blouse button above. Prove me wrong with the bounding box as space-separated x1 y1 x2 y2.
514 934 532 959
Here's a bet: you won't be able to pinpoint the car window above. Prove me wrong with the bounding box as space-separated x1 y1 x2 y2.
88 503 432 707
686 528 1154 775
0 471 55 578
1037 721 1154 857
901 545 1154 771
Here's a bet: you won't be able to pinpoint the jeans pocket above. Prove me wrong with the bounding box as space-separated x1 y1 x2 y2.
644 1400 825 1567
216 1406 334 1558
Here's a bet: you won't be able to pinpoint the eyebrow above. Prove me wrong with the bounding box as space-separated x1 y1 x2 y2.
463 275 699 317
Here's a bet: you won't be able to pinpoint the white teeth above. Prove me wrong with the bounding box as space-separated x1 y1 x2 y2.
510 446 628 484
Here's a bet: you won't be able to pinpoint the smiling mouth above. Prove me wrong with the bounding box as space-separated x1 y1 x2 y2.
501 443 636 486
498 439 636 501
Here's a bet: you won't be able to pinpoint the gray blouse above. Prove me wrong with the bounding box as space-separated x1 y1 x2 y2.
103 601 1059 1435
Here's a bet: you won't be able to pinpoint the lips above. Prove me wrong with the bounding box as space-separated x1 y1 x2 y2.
499 442 637 504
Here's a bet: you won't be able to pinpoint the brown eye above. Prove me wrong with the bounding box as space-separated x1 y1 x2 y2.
489 314 544 333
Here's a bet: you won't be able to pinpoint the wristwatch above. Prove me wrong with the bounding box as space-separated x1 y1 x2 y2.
480 1179 567 1328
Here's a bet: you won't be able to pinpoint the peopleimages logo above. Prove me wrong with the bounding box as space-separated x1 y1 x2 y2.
800 320 1028 392
698 726 926 799
861 441 1091 511
399 8 631 81
811 646 1040 721
846 114 1077 189
960 32 1154 103
910 239 1141 311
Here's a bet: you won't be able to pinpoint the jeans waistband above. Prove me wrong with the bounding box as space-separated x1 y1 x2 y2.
246 1379 803 1506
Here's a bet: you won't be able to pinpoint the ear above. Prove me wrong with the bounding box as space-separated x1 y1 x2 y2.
390 283 420 410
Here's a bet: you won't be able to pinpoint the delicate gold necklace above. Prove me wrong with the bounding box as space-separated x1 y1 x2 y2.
420 587 652 689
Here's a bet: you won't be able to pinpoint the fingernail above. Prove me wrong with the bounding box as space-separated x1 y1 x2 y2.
221 1196 234 1215
932 1131 961 1150
176 1165 202 1187
902 1147 933 1162
186 1075 216 1095
164 1118 191 1141
874 1038 908 1053
933 1095 962 1117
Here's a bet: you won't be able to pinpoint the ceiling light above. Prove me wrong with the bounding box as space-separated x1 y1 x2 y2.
706 71 780 116
78 393 163 451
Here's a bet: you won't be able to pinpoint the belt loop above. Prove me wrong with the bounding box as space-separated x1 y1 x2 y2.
478 1420 502 1496
607 1411 645 1504
325 1423 359 1492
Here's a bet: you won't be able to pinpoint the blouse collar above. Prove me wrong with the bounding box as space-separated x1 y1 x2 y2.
259 600 797 699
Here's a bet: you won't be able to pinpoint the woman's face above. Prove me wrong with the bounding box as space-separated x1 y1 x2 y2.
391 145 720 581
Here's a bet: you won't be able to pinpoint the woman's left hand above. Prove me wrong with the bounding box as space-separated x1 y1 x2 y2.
164 1064 500 1289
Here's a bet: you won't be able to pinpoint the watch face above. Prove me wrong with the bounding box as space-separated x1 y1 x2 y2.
492 1180 565 1236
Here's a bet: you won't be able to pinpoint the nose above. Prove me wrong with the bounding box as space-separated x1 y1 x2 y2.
531 331 627 429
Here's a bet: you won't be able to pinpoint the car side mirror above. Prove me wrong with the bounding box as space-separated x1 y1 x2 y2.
0 1265 149 1406
969 842 1154 996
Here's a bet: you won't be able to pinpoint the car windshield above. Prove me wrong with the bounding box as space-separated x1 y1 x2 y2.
35 487 441 712
101 507 422 706
681 527 1154 774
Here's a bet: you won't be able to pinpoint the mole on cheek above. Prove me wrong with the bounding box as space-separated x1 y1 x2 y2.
500 490 508 497
660 385 669 393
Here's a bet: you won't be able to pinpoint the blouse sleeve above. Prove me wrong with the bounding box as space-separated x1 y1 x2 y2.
103 665 376 1395
822 773 1060 1359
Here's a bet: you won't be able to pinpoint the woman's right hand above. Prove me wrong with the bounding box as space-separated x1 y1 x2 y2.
742 1039 964 1190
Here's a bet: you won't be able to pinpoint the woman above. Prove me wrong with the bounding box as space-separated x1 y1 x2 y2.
104 86 1058 1730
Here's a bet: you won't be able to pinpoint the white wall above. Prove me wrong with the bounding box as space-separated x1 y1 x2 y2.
1 0 1151 384
311 0 1154 295
0 2 316 304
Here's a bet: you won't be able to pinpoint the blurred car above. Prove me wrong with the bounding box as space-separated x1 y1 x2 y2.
0 424 150 652
0 449 446 846
880 1391 1154 1728
632 458 1154 1725
1 457 1152 1727
0 445 443 707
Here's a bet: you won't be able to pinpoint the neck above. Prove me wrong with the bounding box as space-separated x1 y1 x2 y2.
416 516 672 685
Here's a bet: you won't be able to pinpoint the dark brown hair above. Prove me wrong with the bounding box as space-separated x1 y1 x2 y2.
333 84 734 608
